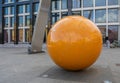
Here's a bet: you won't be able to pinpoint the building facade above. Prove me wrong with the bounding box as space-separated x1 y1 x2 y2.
0 0 120 44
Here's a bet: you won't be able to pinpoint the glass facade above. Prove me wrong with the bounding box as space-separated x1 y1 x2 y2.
0 0 120 44
95 9 106 23
83 0 93 7
95 0 106 6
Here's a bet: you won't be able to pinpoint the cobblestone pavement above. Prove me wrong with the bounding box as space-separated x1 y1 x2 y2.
0 45 120 83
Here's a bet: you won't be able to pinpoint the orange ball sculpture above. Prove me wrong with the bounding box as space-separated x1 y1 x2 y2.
47 16 102 71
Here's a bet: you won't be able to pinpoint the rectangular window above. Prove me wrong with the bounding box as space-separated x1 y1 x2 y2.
34 3 39 12
83 0 93 8
18 5 24 14
25 29 29 42
98 26 106 43
83 10 93 21
25 5 30 13
4 30 8 43
25 15 30 26
10 7 14 15
108 0 118 5
10 29 14 43
72 11 81 15
18 16 23 27
72 0 81 8
61 12 68 18
19 29 23 42
61 0 68 9
108 25 118 43
52 0 60 11
95 0 106 6
18 0 29 2
4 17 8 27
95 9 106 23
52 13 59 24
4 7 9 15
10 17 14 27
4 0 8 3
108 8 118 23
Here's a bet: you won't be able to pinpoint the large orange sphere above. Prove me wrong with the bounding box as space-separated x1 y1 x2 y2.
47 16 102 71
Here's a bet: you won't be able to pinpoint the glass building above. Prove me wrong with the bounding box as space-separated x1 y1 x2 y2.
0 0 120 44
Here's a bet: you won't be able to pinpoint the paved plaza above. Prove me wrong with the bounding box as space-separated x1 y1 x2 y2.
0 44 120 83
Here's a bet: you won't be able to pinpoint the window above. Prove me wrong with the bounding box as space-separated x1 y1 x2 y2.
4 17 8 27
25 15 30 26
108 25 118 43
25 5 30 13
10 7 14 15
61 12 68 18
72 0 81 8
95 0 106 6
4 7 9 15
18 0 29 2
10 0 15 3
18 16 23 27
52 0 60 10
4 0 8 3
83 0 93 7
19 29 23 42
108 9 118 23
34 3 39 12
4 30 8 43
98 26 106 43
95 9 106 23
10 17 14 27
62 0 67 9
52 13 59 24
83 10 93 21
72 11 81 15
25 29 29 42
108 0 118 5
18 5 24 14
10 30 14 43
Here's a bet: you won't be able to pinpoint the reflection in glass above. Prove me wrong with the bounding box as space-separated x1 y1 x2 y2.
52 0 60 10
108 0 118 5
52 13 59 24
98 26 106 43
10 7 14 15
19 29 23 42
4 0 8 3
25 5 30 13
83 10 93 21
10 29 14 43
25 15 30 26
72 11 81 15
95 9 106 23
72 0 81 8
83 0 93 7
108 25 118 43
4 17 8 27
10 17 14 27
18 5 24 14
18 0 29 2
95 0 106 6
25 29 29 42
4 7 9 15
34 3 39 12
18 16 23 27
61 12 68 18
62 0 67 9
108 9 118 23
4 30 8 43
